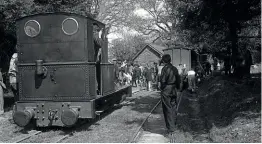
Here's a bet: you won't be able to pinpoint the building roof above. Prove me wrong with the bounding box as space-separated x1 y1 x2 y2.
148 44 166 55
132 43 166 61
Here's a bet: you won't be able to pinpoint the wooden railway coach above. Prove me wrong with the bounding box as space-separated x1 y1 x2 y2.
13 13 131 127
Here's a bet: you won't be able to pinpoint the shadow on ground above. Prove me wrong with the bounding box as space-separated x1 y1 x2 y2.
130 92 160 113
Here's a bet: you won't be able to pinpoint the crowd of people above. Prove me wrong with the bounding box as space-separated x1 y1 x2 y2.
112 58 210 93
113 60 160 91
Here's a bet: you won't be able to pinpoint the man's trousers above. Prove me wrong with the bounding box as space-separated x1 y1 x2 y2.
161 85 177 132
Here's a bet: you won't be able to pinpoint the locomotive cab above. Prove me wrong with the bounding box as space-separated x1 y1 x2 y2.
12 13 131 127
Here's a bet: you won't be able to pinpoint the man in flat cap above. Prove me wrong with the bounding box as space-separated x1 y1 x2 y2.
158 54 180 142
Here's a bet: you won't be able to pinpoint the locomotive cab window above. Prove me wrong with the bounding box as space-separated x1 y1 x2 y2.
62 18 79 35
24 20 41 37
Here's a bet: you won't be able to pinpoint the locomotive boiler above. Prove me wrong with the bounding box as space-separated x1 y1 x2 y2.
12 12 132 127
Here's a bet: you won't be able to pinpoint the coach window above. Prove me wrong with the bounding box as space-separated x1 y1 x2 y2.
24 20 41 37
62 18 79 35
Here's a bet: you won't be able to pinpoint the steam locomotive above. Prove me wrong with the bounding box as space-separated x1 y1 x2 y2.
12 12 132 127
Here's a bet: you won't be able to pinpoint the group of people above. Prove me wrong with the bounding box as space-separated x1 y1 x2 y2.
112 58 203 94
113 60 159 91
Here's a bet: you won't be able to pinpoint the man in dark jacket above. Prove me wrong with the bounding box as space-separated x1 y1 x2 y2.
93 24 103 94
158 54 180 140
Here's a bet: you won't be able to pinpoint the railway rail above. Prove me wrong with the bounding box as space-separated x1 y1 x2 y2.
129 92 184 143
7 106 121 143
129 99 161 143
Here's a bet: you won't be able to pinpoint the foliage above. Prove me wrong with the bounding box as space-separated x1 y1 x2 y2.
110 34 146 61
0 0 33 71
168 0 261 59
94 0 136 33
125 0 174 43
33 0 93 17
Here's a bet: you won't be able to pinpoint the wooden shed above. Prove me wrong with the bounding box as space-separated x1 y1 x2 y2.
163 46 196 70
132 43 166 66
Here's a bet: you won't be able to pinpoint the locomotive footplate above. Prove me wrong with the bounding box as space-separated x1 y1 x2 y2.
13 101 95 127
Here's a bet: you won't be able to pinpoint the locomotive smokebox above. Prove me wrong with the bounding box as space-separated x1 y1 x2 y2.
13 109 35 127
61 108 79 127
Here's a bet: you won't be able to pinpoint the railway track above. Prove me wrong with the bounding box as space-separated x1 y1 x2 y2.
7 106 124 143
7 89 141 143
129 99 161 143
129 92 184 143
7 130 42 143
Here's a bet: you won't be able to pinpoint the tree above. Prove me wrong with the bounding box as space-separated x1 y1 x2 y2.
110 34 146 61
126 0 174 41
170 0 261 60
33 0 93 16
0 0 35 71
93 0 136 33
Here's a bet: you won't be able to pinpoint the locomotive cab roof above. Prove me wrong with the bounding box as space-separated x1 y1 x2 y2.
16 12 105 27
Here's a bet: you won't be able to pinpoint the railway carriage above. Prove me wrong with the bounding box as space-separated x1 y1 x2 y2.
13 12 131 127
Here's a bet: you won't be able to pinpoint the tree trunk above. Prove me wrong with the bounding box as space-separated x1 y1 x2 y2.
229 21 238 68
227 0 239 76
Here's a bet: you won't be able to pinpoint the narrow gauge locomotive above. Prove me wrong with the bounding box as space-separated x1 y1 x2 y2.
13 13 132 127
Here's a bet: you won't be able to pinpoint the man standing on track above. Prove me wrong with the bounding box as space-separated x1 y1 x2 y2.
158 54 180 141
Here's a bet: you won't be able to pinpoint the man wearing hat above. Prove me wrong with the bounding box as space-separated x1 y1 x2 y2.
158 54 180 141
